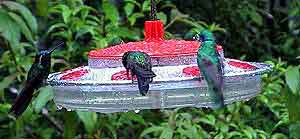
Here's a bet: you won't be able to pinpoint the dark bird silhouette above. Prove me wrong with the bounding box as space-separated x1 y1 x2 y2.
9 41 64 117
122 51 156 96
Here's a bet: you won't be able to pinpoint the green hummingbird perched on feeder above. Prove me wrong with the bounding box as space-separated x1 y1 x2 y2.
194 30 225 108
9 40 64 117
122 51 156 96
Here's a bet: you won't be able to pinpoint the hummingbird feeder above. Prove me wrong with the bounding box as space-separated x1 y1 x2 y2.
47 2 272 113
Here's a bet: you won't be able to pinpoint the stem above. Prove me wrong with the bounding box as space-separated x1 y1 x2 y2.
41 108 64 133
164 17 177 30
24 126 36 138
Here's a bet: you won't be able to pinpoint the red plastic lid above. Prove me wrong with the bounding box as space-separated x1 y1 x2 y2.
89 40 200 59
88 20 223 59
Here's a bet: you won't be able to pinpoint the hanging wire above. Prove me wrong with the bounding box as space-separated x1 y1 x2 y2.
150 0 157 20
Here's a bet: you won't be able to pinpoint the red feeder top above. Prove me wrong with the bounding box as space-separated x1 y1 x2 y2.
88 20 222 59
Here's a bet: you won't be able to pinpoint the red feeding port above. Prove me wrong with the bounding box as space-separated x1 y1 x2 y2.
60 69 89 80
111 70 137 80
228 61 257 69
61 66 85 74
183 66 200 77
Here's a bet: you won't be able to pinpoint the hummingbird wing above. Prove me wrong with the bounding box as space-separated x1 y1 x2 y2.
126 53 156 96
199 55 225 108
27 64 47 88
9 84 34 117
9 63 47 117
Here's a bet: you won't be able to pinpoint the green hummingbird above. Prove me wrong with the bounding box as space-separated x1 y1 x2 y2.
195 30 225 108
122 51 156 96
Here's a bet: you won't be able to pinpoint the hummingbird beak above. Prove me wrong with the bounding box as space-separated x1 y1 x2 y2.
193 34 202 43
49 42 64 54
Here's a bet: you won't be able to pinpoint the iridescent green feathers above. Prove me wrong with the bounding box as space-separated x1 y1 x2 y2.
122 51 156 96
196 30 225 108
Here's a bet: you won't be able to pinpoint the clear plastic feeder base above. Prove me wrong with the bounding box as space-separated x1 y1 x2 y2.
47 58 272 113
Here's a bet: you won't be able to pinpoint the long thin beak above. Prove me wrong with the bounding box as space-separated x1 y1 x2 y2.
49 41 64 54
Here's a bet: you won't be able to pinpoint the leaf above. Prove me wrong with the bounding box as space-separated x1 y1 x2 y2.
242 129 253 139
122 112 145 125
198 115 216 126
0 9 21 49
77 111 97 133
75 26 95 39
124 3 135 17
271 133 288 139
285 67 300 95
62 7 71 24
109 27 139 40
0 75 15 93
140 126 164 137
227 131 242 138
73 5 93 18
102 1 119 25
214 133 224 139
124 0 141 8
46 23 67 35
8 12 34 43
128 13 144 26
286 89 300 122
63 112 78 139
142 0 150 12
159 128 173 139
36 0 49 17
2 1 38 34
50 4 71 23
157 12 167 25
95 38 108 48
249 11 263 26
0 103 11 113
104 123 117 139
107 36 123 47
289 122 300 139
33 86 54 113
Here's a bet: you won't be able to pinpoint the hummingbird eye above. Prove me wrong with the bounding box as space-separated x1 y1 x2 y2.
193 34 200 41
199 35 206 42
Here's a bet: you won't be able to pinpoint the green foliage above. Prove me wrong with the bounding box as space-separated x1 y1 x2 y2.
285 67 300 95
0 0 299 138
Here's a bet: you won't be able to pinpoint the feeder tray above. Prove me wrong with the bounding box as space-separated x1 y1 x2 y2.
47 21 272 113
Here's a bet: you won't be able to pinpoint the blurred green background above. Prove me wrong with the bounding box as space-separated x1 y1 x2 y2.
0 0 299 138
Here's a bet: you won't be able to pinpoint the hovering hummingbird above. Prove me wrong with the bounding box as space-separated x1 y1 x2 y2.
195 30 225 108
122 51 156 96
9 41 64 117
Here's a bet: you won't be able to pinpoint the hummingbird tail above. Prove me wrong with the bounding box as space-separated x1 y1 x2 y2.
135 67 156 96
210 85 225 109
137 76 152 96
9 86 34 118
